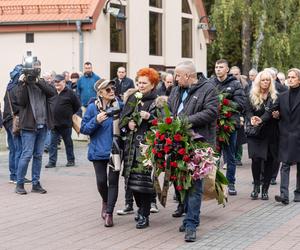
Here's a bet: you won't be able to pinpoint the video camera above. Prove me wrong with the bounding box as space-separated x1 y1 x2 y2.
22 51 41 83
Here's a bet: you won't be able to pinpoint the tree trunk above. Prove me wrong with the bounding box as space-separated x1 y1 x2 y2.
241 0 252 75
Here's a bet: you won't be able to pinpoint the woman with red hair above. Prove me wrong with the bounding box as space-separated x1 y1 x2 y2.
120 67 159 229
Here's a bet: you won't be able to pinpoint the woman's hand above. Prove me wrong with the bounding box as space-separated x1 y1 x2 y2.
140 111 150 120
128 120 137 131
272 111 280 119
251 116 262 126
96 112 108 124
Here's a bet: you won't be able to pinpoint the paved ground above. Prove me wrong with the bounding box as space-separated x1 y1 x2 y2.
0 134 300 250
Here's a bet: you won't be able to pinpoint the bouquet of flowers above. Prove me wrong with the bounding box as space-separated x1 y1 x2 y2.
216 93 239 153
141 105 227 206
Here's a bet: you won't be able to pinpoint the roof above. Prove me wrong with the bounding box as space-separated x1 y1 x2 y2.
0 0 105 32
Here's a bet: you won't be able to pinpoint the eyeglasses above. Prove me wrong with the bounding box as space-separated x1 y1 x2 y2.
105 86 116 93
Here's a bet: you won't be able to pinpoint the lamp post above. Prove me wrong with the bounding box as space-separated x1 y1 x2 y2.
197 16 217 41
103 0 126 31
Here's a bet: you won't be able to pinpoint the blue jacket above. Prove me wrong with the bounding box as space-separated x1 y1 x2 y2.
77 73 100 107
80 100 122 161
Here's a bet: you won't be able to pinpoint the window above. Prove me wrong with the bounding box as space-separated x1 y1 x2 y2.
182 18 193 58
182 0 192 14
149 12 162 56
149 0 162 8
110 4 126 53
26 33 34 43
110 62 127 80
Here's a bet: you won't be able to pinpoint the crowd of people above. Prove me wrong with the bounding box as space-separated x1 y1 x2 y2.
0 58 300 243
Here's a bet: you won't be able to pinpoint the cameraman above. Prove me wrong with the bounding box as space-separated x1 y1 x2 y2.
45 74 81 168
15 59 56 195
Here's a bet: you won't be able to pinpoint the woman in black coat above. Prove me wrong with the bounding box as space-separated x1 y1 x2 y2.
120 68 159 229
246 70 278 200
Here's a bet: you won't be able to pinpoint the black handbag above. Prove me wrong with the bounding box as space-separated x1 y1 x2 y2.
245 120 263 138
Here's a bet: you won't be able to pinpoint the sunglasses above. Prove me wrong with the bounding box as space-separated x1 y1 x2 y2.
105 86 116 93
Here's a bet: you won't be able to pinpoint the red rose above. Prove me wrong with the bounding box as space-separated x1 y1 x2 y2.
181 176 186 181
164 146 171 154
178 148 186 155
151 119 158 126
183 155 190 162
155 131 160 139
216 145 221 152
174 133 182 142
223 125 231 132
225 112 232 118
170 162 178 168
163 161 167 167
154 140 158 145
160 134 165 141
222 98 230 106
218 137 225 142
170 175 177 181
176 185 183 191
158 164 164 169
152 148 157 155
157 152 163 158
165 117 173 124
165 138 172 145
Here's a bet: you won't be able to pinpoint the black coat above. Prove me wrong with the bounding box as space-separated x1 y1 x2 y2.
168 78 218 145
278 89 300 163
113 77 135 99
2 85 20 129
246 95 278 160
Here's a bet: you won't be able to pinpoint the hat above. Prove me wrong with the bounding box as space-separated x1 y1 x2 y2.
94 79 115 91
54 74 65 82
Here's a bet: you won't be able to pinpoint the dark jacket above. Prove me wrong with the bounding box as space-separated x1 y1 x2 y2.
77 72 100 107
3 85 20 129
278 88 300 163
120 90 157 193
80 99 122 161
113 77 135 99
50 87 81 128
210 74 247 128
246 95 278 160
15 79 56 130
156 82 173 96
168 79 218 145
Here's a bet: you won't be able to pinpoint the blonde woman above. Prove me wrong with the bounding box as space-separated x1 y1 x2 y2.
246 70 278 200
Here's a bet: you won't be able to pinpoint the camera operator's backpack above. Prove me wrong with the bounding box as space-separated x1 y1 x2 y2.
7 64 23 91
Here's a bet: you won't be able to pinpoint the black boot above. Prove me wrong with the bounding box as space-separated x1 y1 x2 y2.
15 183 27 195
261 185 269 200
172 203 184 217
250 184 260 200
136 215 149 229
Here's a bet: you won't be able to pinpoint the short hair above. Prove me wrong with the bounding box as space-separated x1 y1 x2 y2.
249 68 258 75
70 72 80 79
84 61 92 66
216 59 229 66
137 68 160 86
176 61 197 76
62 71 69 77
287 68 300 79
117 66 126 72
230 66 241 74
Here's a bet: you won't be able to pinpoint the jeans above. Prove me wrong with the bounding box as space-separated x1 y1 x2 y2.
183 179 203 231
44 130 51 150
49 127 74 165
17 127 47 185
5 126 22 181
93 160 120 214
223 131 237 184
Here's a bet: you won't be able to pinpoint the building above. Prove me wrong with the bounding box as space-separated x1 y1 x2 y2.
0 0 211 101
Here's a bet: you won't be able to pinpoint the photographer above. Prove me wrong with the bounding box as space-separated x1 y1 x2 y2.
80 79 123 227
15 59 56 195
45 74 81 168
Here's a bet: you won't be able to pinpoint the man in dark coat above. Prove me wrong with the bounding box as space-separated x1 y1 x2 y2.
45 74 81 168
210 59 246 196
274 68 300 205
168 61 218 242
113 66 135 100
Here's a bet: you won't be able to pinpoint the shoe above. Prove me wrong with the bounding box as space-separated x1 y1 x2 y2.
261 186 269 200
236 160 243 166
24 178 32 185
44 148 49 153
135 213 142 222
270 178 277 185
173 193 178 201
179 225 185 232
31 182 47 194
136 215 149 229
275 195 289 205
101 201 107 220
65 161 75 167
185 229 196 242
228 183 237 196
150 203 159 213
45 163 56 168
15 183 27 195
9 179 17 184
250 185 260 200
104 213 113 227
116 204 134 215
294 197 300 202
222 163 227 170
293 191 300 202
172 204 184 217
